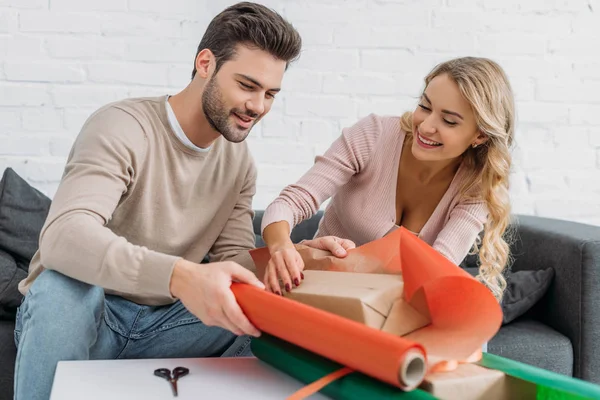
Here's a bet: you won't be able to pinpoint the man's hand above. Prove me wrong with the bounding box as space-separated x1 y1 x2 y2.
169 259 264 337
301 236 356 257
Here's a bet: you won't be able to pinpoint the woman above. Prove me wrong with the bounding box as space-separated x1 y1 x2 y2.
261 57 514 302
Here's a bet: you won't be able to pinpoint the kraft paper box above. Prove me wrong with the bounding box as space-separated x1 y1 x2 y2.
284 270 430 337
420 363 536 400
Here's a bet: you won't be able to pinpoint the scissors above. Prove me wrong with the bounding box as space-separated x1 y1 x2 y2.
154 366 190 397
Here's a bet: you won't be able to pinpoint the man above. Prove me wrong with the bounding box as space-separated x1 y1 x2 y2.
12 3 353 399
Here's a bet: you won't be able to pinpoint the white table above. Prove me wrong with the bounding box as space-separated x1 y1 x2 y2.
50 357 330 399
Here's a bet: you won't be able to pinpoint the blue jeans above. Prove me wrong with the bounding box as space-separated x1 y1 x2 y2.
13 270 252 400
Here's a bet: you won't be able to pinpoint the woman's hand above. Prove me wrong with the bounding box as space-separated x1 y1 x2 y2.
264 242 304 295
263 236 356 295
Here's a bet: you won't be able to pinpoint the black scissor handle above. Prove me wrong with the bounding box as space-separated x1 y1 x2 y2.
172 367 189 379
154 368 172 379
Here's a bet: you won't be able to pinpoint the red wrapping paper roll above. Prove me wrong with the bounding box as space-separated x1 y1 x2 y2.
231 283 427 391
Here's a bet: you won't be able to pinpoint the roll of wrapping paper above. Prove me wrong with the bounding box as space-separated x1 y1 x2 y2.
251 333 437 400
231 282 428 391
478 353 600 399
254 334 600 400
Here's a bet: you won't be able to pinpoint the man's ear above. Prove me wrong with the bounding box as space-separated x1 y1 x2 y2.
194 49 214 79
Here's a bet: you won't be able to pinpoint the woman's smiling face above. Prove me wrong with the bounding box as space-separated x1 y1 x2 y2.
411 73 486 162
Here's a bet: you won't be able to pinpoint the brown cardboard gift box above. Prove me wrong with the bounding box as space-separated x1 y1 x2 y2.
284 270 430 339
421 363 536 400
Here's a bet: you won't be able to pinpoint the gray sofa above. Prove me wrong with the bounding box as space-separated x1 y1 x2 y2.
1 207 599 400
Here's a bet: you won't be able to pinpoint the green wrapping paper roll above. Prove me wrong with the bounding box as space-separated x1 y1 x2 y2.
252 334 600 399
478 353 600 399
251 333 436 400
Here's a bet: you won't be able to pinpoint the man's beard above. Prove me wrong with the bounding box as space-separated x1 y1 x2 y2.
202 76 258 143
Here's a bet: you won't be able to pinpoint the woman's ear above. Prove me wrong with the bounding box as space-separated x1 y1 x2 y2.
474 131 489 147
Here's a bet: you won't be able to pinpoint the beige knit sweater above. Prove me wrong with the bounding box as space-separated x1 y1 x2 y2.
19 96 256 306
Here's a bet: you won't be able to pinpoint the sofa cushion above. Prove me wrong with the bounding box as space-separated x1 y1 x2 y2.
501 267 554 324
0 250 27 320
464 267 554 325
0 320 16 400
0 168 51 320
488 318 573 376
0 168 51 261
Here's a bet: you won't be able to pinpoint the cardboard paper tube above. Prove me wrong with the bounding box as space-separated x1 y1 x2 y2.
400 350 427 389
231 283 427 390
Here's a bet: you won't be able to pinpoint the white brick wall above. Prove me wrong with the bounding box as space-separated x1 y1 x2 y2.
1 0 600 227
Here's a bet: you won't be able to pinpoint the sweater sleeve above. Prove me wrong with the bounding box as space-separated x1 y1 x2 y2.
432 198 489 266
208 158 258 271
38 106 181 299
261 114 384 235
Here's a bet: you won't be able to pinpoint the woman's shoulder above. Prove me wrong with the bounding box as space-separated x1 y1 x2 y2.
351 113 407 140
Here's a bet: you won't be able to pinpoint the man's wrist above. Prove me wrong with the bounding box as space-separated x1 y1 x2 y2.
169 259 192 298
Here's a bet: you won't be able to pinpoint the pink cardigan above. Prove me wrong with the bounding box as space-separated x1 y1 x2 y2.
261 114 489 265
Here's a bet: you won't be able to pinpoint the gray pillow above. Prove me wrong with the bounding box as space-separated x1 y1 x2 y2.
0 168 51 319
0 249 27 319
501 268 554 324
463 267 554 325
0 168 51 261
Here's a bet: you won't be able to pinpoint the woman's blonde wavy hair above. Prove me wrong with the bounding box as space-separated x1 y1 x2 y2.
400 57 515 301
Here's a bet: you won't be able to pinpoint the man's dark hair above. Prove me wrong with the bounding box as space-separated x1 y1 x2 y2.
191 2 302 79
